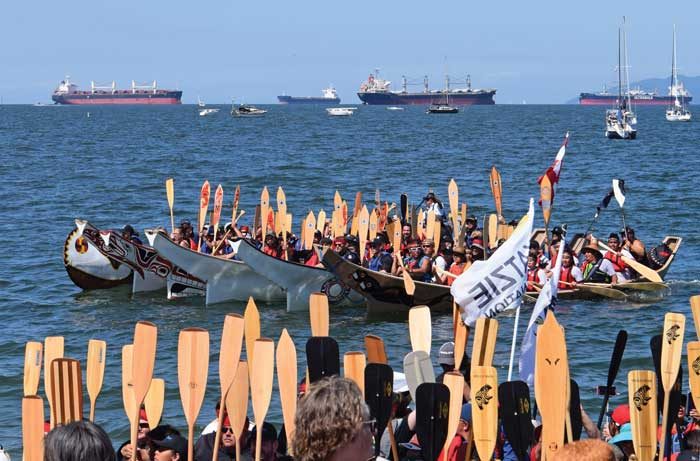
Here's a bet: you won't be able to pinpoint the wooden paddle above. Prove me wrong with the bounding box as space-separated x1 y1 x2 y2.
225 361 249 461
231 184 241 228
425 210 436 247
316 209 326 234
23 341 42 396
535 311 567 460
86 339 107 422
359 205 370 263
415 382 450 461
369 208 378 241
596 330 628 429
198 180 211 251
490 166 503 219
688 342 700 422
403 350 435 401
487 214 498 249
213 314 245 461
409 306 432 354
397 255 416 298
692 295 700 339
178 327 210 461
277 330 297 454
441 371 465 459
498 381 533 460
130 321 157 461
277 187 288 259
50 358 84 425
628 370 657 461
434 220 441 250
22 395 44 461
310 292 330 337
540 175 553 246
44 336 64 429
212 184 224 242
251 338 275 461
659 312 685 459
365 363 395 458
400 192 408 223
303 211 315 250
166 178 175 234
448 179 459 239
596 240 663 283
558 281 628 300
244 297 261 370
471 318 498 368
365 335 388 364
454 321 469 371
260 186 270 239
144 378 165 429
122 345 137 429
471 365 498 460
343 352 366 396
306 336 340 383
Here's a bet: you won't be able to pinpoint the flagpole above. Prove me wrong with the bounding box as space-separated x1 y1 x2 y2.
507 303 521 381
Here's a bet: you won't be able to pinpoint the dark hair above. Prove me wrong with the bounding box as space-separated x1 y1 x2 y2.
45 421 116 461
686 429 700 450
608 233 620 241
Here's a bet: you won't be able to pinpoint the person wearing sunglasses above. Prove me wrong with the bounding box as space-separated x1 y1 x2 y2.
195 413 250 461
118 408 152 461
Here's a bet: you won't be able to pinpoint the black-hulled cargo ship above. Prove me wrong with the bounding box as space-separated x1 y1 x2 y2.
277 87 340 104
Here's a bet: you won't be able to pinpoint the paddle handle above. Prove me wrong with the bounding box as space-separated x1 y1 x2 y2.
130 415 138 461
89 400 96 422
235 443 240 461
387 421 399 461
188 423 195 461
596 393 610 429
170 211 175 236
659 394 671 461
212 396 226 461
255 428 262 461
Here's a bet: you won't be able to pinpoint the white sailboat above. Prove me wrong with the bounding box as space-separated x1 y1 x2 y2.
665 25 691 122
605 21 637 140
197 96 219 116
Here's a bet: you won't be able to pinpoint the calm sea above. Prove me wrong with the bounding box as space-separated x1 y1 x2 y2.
0 104 698 453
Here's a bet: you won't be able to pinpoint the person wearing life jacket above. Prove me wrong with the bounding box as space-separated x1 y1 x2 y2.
442 246 470 286
603 233 634 281
558 248 584 289
396 239 432 282
580 238 618 284
367 237 393 272
262 233 282 259
526 255 547 291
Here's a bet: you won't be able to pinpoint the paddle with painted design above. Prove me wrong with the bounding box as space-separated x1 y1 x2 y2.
304 211 316 250
415 382 450 461
499 381 533 460
448 179 459 239
596 330 628 429
404 350 435 401
471 366 499 461
659 312 685 460
540 175 553 247
212 184 224 243
343 352 366 396
231 184 240 228
358 205 369 264
306 336 340 383
86 339 106 422
692 295 700 339
198 180 211 252
166 178 175 234
277 330 297 455
471 318 499 368
251 338 275 461
225 361 249 461
490 166 503 220
260 186 270 239
369 208 378 241
130 321 157 461
409 305 432 354
309 292 329 336
144 378 165 429
277 187 288 259
213 314 244 461
244 297 261 370
178 327 210 461
365 335 388 364
365 363 395 458
628 370 657 461
50 358 84 425
22 395 44 461
351 191 363 235
690 342 700 410
23 341 42 396
441 371 465 459
44 336 64 428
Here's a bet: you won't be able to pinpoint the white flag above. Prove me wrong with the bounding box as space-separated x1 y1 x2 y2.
451 199 534 327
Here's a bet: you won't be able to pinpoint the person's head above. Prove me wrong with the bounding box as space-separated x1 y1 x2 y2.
465 216 477 231
422 239 435 256
402 224 412 238
292 376 372 461
685 429 700 451
623 226 636 241
370 237 384 255
608 233 620 251
249 422 278 461
424 192 437 205
240 225 251 237
221 415 248 449
438 342 455 371
147 425 181 461
457 403 472 440
313 230 322 244
551 226 564 243
265 233 278 247
320 237 333 251
152 434 188 461
45 420 116 461
333 236 347 252
550 438 615 461
139 408 151 439
607 404 630 437
122 224 137 239
171 228 183 242
527 255 537 270
470 239 484 260
452 246 466 263
562 249 574 268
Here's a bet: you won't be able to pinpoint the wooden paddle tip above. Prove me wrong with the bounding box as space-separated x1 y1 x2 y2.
225 313 244 319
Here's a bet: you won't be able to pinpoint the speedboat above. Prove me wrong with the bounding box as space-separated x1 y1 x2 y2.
199 108 219 116
232 103 267 117
326 107 356 116
426 104 459 114
386 106 405 111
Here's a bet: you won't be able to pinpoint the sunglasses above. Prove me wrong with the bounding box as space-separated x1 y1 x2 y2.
222 426 234 434
139 423 150 429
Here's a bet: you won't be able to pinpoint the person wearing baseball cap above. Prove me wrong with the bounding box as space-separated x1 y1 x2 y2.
436 342 469 385
152 434 188 461
195 412 250 461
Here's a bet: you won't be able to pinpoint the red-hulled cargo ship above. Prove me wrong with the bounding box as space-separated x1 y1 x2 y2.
51 77 182 105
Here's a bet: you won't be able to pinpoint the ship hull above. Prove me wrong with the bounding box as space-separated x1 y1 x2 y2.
357 91 496 105
52 92 182 105
579 93 692 106
278 95 340 104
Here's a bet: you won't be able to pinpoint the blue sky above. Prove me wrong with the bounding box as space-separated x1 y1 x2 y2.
1 0 698 104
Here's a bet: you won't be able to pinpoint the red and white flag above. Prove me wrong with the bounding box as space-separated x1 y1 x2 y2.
537 132 569 202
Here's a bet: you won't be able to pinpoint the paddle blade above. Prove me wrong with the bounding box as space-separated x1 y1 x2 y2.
244 297 261 368
454 322 468 372
409 305 432 354
219 313 244 395
490 166 503 218
122 345 136 425
309 292 330 337
277 330 297 447
250 338 275 426
86 339 106 421
403 351 436 401
144 378 165 429
359 205 370 263
498 381 533 460
166 178 174 207
448 179 459 234
691 295 700 340
688 342 700 411
178 327 210 427
317 209 326 233
306 337 340 383
212 184 224 230
44 336 64 428
540 175 552 226
402 268 416 297
50 358 84 425
365 335 388 364
568 379 583 441
225 361 249 443
628 370 658 461
400 193 408 221
365 363 394 455
442 371 465 457
132 321 157 406
344 352 366 397
471 318 499 368
596 330 628 428
415 382 450 461
471 366 498 461
22 395 44 461
198 180 211 235
24 341 42 396
660 313 685 391
304 211 316 250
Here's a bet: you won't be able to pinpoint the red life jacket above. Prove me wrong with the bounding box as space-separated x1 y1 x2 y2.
527 267 538 290
559 266 575 289
604 251 626 272
263 246 281 259
189 238 198 251
304 250 320 267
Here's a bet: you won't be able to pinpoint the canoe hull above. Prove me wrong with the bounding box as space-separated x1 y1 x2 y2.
63 226 133 290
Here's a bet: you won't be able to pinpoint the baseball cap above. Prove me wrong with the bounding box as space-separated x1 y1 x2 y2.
152 434 188 461
609 404 630 426
438 342 455 366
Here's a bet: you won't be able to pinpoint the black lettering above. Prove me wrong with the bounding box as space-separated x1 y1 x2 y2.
492 263 517 291
469 282 493 309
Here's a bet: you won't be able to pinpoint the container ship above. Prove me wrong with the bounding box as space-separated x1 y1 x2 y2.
357 71 496 105
277 87 340 104
579 84 692 106
51 77 182 105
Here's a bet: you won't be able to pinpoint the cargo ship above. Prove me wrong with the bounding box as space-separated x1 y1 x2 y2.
51 77 182 105
277 86 340 104
357 71 496 105
579 84 692 106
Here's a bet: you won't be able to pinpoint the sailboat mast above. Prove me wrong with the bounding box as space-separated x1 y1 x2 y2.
672 25 678 90
623 18 632 109
618 28 622 106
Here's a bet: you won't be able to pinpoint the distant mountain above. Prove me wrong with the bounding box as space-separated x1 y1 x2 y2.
566 74 700 104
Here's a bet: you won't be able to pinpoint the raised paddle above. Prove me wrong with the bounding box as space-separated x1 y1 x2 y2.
44 336 64 428
692 295 700 339
309 292 329 337
306 336 340 383
612 179 629 239
244 297 261 370
403 350 435 401
231 184 241 229
409 305 432 354
50 358 84 425
251 338 275 461
213 314 244 461
535 311 567 460
144 378 165 429
596 240 663 283
442 371 465 459
488 214 498 249
658 312 685 460
23 341 42 396
316 208 326 234
400 193 408 222
425 209 436 247
198 180 211 252
471 318 499 368
596 330 628 429
498 381 534 460
689 341 700 409
344 352 366 396
178 327 210 461
122 345 137 429
396 253 416 297
365 363 395 458
365 335 388 364
212 184 224 242
303 211 315 250
415 382 450 461
86 339 107 422
225 361 249 461
448 179 459 238
260 186 271 239
166 178 175 234
369 208 378 241
540 175 553 247
277 330 297 454
490 166 503 219
471 366 498 461
359 205 370 263
568 379 583 441
628 370 658 461
130 321 158 461
22 395 44 461
276 187 288 258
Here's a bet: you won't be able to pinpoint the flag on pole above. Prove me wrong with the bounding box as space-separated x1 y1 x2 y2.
612 179 626 208
537 132 569 204
451 199 534 327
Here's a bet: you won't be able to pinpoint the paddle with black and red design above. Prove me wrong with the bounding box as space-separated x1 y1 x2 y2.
365 363 394 458
306 337 340 383
498 381 533 460
415 382 450 461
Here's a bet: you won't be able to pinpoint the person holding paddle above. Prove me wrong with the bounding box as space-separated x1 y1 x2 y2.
557 248 583 288
580 238 618 284
194 413 250 461
602 233 634 281
45 420 117 461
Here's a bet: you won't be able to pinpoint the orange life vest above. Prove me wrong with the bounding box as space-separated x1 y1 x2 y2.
604 251 626 272
558 266 576 289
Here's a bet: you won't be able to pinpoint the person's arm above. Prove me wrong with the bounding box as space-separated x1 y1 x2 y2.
410 257 431 279
580 405 600 439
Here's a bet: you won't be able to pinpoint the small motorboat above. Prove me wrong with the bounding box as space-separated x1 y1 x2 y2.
426 104 459 114
386 106 405 111
326 107 356 116
197 97 219 116
231 100 267 117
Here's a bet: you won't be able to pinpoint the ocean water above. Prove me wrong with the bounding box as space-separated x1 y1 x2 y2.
0 103 698 453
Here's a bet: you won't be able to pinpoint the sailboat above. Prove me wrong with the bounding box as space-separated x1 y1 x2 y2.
665 25 691 122
427 73 459 114
605 21 637 139
197 96 219 116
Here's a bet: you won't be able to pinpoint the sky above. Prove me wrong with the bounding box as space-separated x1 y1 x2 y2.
2 0 699 104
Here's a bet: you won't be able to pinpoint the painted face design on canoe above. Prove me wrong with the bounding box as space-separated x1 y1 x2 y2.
475 384 494 410
633 385 652 411
665 324 681 344
692 355 700 376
